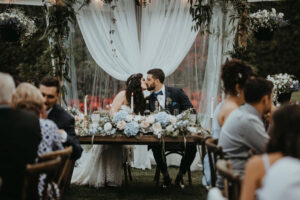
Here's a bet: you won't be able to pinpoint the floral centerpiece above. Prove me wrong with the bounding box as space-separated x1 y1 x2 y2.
0 8 37 44
71 105 209 138
249 8 288 40
267 73 299 104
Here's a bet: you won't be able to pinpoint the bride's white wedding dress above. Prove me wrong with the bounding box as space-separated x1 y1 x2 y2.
71 144 124 187
72 94 131 187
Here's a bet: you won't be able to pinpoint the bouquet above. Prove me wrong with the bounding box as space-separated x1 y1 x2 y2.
249 8 287 33
0 8 37 44
267 73 299 104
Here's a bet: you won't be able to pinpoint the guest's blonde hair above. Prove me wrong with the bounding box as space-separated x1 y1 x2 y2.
12 83 44 116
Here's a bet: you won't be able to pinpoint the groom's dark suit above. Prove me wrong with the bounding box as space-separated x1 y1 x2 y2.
48 104 82 160
148 86 197 180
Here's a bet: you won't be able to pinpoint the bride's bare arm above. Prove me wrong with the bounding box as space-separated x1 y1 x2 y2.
110 91 126 115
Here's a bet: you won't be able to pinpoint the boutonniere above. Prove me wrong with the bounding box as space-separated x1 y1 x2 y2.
166 97 173 106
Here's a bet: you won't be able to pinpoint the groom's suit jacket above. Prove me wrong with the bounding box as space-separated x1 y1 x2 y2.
0 107 41 200
48 104 82 160
147 86 194 114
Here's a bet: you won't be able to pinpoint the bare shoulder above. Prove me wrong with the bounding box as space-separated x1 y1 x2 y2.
245 155 264 172
112 90 128 105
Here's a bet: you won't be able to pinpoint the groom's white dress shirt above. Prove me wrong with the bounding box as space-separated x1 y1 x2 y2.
156 85 166 109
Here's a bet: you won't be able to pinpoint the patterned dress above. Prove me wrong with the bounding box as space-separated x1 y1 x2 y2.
38 119 64 199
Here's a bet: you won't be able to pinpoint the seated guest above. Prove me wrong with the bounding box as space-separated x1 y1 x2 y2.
258 157 300 200
217 78 273 187
0 73 41 200
203 59 255 186
12 82 64 198
12 83 64 156
240 104 300 200
39 76 82 160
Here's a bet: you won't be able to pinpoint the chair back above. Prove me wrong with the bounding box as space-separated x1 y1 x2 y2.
205 137 224 187
38 147 73 198
216 159 241 200
0 176 2 191
22 156 61 200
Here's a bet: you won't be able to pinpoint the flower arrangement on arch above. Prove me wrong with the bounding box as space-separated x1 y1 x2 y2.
0 8 37 44
267 73 299 104
249 8 288 33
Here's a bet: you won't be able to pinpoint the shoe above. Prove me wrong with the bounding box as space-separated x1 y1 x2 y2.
175 175 185 189
162 175 172 188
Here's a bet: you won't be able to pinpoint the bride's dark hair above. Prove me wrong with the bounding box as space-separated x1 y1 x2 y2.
126 73 146 115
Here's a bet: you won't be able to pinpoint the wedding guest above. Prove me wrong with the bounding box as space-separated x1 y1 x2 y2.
217 78 273 187
12 82 64 198
240 104 300 200
202 59 255 186
12 83 64 156
0 73 41 200
146 68 195 188
258 157 300 200
39 76 82 160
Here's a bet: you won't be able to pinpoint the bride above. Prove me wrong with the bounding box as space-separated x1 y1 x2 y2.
71 73 147 187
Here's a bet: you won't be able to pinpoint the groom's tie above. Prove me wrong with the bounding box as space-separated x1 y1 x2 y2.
153 90 163 100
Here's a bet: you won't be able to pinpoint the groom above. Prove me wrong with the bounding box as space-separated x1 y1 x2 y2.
146 68 197 188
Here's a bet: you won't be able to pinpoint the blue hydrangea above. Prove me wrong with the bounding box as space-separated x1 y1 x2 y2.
155 112 170 126
124 121 139 136
111 128 117 135
113 110 129 122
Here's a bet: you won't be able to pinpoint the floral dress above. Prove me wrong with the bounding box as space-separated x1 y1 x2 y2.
38 119 64 199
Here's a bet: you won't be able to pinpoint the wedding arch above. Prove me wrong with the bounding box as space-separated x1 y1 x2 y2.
0 0 250 125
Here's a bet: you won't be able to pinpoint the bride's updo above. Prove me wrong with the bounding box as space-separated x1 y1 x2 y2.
126 73 146 115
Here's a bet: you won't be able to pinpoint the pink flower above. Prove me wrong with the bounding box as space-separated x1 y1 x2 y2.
140 120 150 129
117 120 126 130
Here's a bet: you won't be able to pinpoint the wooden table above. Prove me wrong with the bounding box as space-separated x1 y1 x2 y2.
78 135 204 145
77 134 205 185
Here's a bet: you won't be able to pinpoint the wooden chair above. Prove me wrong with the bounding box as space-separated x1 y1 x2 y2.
38 147 73 198
0 176 2 192
154 146 193 186
123 146 133 185
216 159 241 200
205 137 224 187
22 156 61 200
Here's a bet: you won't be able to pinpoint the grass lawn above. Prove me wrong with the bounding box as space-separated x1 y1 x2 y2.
64 167 207 200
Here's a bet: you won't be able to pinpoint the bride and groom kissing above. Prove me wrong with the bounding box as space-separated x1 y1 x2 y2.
72 68 197 188
113 68 197 188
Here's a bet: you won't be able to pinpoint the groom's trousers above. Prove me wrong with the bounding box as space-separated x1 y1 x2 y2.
151 144 197 176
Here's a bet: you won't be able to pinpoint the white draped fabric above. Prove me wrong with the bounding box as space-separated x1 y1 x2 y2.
76 0 198 81
198 3 237 129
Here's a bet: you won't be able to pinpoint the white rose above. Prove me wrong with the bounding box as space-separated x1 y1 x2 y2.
140 120 150 129
169 115 177 124
146 115 155 124
117 120 126 130
104 122 112 132
152 122 162 134
126 115 133 122
166 125 174 132
187 127 197 134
